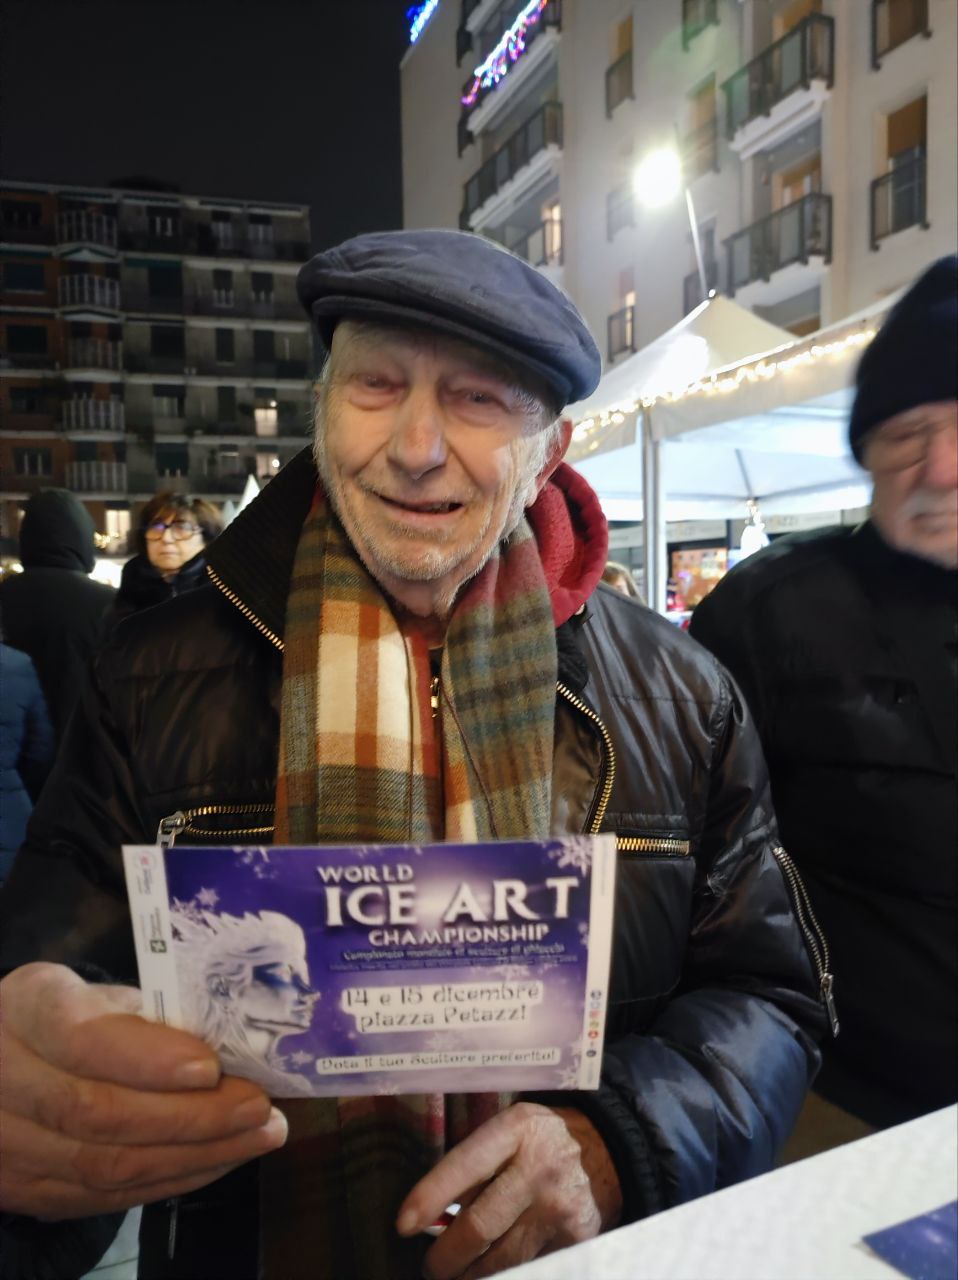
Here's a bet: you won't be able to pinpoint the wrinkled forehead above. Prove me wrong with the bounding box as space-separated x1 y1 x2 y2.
329 319 550 401
875 400 958 431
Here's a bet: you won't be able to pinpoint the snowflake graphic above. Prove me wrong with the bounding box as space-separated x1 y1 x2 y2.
195 886 219 908
557 1059 582 1089
423 1030 473 1052
376 1080 402 1095
546 836 592 875
578 922 590 949
289 1050 314 1068
486 964 532 981
170 896 204 925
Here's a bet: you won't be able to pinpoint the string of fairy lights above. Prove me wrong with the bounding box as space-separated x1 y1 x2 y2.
462 0 551 107
570 325 878 449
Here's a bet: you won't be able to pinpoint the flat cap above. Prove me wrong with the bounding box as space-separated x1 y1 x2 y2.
296 229 601 409
849 254 958 462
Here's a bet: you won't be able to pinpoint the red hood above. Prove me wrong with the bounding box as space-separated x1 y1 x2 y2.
527 462 609 627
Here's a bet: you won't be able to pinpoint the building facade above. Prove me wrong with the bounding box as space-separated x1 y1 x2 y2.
402 0 956 367
0 180 313 551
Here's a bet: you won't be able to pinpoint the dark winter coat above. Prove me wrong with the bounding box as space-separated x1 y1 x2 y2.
0 451 827 1279
0 645 54 877
111 550 209 624
0 490 115 739
691 522 957 1127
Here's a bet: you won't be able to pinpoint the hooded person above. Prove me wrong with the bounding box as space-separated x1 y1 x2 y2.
0 489 116 740
692 254 958 1141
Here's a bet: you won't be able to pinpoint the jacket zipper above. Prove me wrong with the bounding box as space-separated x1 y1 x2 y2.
772 845 840 1038
556 682 615 835
157 805 275 848
206 563 284 652
617 836 691 856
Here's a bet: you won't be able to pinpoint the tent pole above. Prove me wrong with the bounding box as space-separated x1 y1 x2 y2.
641 410 667 613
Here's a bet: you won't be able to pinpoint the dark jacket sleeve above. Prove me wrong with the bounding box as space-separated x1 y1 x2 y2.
688 576 769 731
560 674 826 1221
17 669 55 802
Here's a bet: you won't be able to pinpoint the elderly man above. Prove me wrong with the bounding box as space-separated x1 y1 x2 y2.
692 255 957 1143
0 231 826 1280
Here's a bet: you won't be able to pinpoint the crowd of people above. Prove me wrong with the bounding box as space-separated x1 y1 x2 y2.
0 234 954 1280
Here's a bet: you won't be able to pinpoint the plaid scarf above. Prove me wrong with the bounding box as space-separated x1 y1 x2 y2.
261 487 558 1279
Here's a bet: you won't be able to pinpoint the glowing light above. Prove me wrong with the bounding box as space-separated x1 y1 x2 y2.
462 0 550 107
633 148 683 209
408 0 440 44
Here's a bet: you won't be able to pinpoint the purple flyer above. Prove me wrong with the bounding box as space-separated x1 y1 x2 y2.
863 1202 957 1280
123 836 616 1097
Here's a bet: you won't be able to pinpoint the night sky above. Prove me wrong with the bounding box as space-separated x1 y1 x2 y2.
0 0 411 251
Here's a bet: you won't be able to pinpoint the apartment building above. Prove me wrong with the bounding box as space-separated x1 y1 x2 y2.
402 0 956 370
0 180 313 550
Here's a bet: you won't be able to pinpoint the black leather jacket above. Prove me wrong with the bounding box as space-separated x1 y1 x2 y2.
0 452 827 1278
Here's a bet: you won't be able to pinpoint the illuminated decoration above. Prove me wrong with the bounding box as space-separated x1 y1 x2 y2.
407 0 440 44
739 501 769 557
571 326 878 448
462 0 550 107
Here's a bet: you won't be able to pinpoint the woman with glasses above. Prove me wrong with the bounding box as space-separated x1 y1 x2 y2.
113 492 224 622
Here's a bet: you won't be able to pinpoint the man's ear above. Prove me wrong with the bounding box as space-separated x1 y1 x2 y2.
530 418 573 502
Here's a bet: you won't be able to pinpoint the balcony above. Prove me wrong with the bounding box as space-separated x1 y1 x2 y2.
249 296 306 321
189 292 245 317
121 229 185 253
0 221 55 246
0 351 57 371
722 14 834 159
682 260 720 315
605 48 633 119
62 399 126 432
125 352 186 375
58 275 121 312
66 459 128 494
607 305 636 362
872 0 930 69
681 117 719 182
509 218 562 269
682 0 718 50
870 150 928 250
58 211 118 251
183 230 310 262
724 192 832 304
460 0 562 134
123 291 185 316
460 101 562 230
65 339 124 373
250 359 310 381
247 238 309 263
0 411 57 437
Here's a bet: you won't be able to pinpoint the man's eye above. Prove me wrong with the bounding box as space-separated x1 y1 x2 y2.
360 374 392 390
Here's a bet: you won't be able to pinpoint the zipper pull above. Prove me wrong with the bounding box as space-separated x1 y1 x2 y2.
820 972 840 1038
156 811 187 849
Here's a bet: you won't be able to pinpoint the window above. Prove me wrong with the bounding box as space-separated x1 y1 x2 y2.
606 182 635 240
217 385 237 423
215 328 235 362
871 94 927 246
105 507 131 547
14 448 52 477
682 0 718 50
872 0 929 67
218 446 242 475
251 271 273 301
10 385 48 414
256 450 281 478
211 210 234 247
1 200 42 228
148 264 183 298
254 389 278 437
152 384 184 418
6 324 48 353
213 268 234 307
155 444 189 476
887 94 926 162
248 213 273 243
3 262 45 291
605 18 634 118
683 76 718 180
150 325 185 357
252 330 275 363
148 207 178 239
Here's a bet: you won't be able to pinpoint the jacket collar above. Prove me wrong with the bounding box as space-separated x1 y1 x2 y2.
205 449 609 643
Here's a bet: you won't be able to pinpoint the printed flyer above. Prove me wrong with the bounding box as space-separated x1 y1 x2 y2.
122 836 616 1097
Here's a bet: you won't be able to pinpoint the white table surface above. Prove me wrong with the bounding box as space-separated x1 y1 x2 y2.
501 1105 958 1280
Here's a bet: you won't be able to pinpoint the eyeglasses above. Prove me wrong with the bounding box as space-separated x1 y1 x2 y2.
144 519 201 541
864 417 957 474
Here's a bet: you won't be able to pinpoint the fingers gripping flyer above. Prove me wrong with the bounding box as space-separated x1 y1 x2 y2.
122 836 616 1096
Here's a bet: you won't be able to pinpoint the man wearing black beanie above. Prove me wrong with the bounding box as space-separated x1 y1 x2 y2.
691 255 957 1145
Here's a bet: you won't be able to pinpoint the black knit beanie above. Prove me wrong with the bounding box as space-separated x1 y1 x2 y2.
848 254 958 463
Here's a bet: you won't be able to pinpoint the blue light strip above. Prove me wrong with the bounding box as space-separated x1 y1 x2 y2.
408 0 441 43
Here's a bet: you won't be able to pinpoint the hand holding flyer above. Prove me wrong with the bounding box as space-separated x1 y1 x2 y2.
123 836 616 1096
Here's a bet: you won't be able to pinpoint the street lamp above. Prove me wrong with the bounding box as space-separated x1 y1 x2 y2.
633 143 710 304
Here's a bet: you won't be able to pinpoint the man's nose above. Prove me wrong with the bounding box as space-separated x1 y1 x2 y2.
920 422 958 490
387 389 447 477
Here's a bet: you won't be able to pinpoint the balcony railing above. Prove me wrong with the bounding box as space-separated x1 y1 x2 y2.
250 358 310 380
607 305 636 362
722 14 834 137
0 221 55 245
125 351 186 374
247 239 309 262
0 351 57 370
681 117 719 181
460 0 562 118
605 47 633 118
871 0 929 68
62 400 126 432
682 0 718 50
725 192 832 294
123 292 185 315
460 101 562 225
66 339 124 371
189 292 243 317
682 260 720 315
66 459 127 493
58 275 121 310
58 211 118 249
870 150 928 249
509 218 562 268
183 231 310 262
121 229 185 252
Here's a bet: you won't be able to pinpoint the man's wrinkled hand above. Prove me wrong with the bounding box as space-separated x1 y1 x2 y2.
0 962 288 1220
396 1101 622 1279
